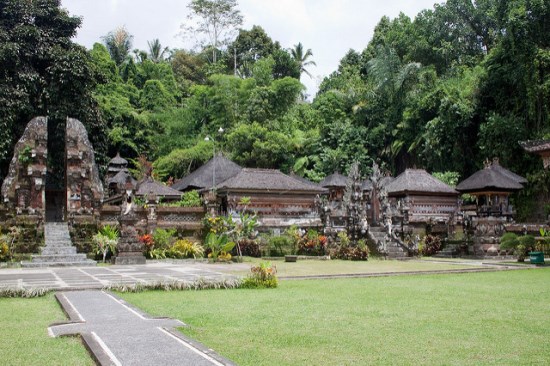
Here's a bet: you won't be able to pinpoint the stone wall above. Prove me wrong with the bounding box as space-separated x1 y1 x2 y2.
1 117 48 217
99 205 206 237
65 118 104 217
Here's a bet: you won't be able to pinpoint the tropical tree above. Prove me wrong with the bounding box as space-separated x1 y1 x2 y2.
147 39 170 63
181 0 243 63
102 26 133 65
291 42 316 78
0 0 106 178
365 45 421 171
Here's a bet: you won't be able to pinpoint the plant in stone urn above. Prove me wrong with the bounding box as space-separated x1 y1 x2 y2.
92 225 119 263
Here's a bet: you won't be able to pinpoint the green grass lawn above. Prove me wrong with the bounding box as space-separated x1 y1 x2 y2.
216 257 489 277
0 294 94 366
120 268 550 366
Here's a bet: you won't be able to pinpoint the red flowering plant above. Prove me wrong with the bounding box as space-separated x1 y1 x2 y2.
139 234 154 256
297 229 327 256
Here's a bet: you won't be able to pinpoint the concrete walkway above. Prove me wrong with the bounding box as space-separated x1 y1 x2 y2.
49 290 235 366
0 262 238 290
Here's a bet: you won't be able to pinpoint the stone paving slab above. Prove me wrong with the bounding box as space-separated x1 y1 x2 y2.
50 290 235 366
0 263 237 290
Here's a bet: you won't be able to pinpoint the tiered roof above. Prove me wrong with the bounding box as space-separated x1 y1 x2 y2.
216 169 327 193
172 154 242 191
319 172 348 188
136 176 182 199
456 160 525 193
385 169 458 196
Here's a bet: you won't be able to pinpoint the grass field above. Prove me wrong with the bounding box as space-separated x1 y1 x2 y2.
1 268 548 365
210 257 486 277
119 268 550 366
0 294 94 365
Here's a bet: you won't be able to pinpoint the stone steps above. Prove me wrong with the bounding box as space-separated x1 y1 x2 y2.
21 222 96 268
40 246 77 255
368 226 408 259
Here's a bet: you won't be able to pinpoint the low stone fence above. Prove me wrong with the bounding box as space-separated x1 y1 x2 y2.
99 205 206 236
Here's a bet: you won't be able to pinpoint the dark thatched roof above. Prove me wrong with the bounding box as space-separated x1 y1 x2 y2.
385 169 458 196
519 139 550 153
456 165 524 193
319 172 348 188
172 154 242 191
108 153 128 166
289 173 320 188
379 176 395 188
216 169 327 193
489 161 527 184
108 170 137 188
136 176 182 199
361 179 373 191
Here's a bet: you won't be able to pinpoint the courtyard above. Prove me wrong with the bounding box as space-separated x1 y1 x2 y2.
1 261 548 365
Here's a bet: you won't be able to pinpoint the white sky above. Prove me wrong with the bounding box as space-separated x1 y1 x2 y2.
60 0 439 98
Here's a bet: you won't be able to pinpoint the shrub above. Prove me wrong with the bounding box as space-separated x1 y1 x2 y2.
297 229 327 256
519 235 535 248
0 240 8 261
268 235 294 256
149 248 167 259
330 238 369 261
152 228 176 250
241 262 278 288
92 233 118 263
235 238 261 257
499 232 519 250
169 239 204 259
203 214 228 234
499 233 535 261
421 235 442 256
166 190 202 207
204 232 235 262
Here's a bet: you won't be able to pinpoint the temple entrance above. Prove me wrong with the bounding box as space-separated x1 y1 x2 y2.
45 189 65 222
45 117 67 222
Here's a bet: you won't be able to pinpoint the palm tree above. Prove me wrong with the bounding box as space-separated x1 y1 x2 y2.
291 42 316 78
147 39 170 63
366 45 421 169
102 26 133 65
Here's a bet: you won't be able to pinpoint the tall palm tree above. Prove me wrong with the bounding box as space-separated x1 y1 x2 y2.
102 26 133 65
366 45 421 170
291 42 316 78
147 39 170 63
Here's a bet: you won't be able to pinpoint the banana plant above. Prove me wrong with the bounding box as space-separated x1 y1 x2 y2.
205 232 235 261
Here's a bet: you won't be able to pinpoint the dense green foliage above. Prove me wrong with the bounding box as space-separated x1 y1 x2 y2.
0 0 548 214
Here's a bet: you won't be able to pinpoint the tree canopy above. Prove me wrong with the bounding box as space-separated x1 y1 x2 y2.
1 0 549 218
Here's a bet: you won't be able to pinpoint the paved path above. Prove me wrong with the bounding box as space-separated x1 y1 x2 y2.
49 290 235 366
0 262 239 290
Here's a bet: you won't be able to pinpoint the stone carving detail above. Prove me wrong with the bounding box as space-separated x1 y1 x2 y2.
1 117 48 215
65 118 104 216
161 214 201 222
115 188 146 264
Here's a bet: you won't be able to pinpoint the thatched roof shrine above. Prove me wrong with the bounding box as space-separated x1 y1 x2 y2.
107 152 128 174
520 139 550 169
456 161 524 194
136 176 182 199
319 172 348 188
108 170 137 188
172 154 242 191
216 169 327 194
385 169 458 196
